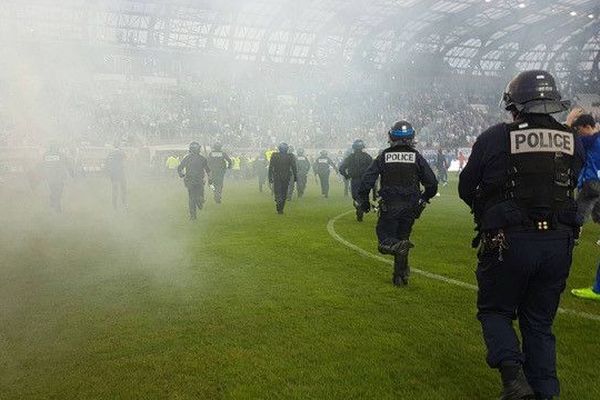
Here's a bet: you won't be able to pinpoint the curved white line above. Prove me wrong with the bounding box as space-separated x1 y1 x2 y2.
327 210 600 323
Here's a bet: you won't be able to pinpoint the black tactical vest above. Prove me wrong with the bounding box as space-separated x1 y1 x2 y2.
484 122 576 224
380 146 418 189
208 151 226 171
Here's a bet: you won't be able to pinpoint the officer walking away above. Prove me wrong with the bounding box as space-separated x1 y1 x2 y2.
254 151 269 193
105 143 127 210
339 139 373 221
314 150 337 198
42 144 73 213
178 142 211 221
287 145 297 200
436 147 449 187
295 148 311 198
341 148 352 197
357 121 437 286
268 142 297 214
458 70 583 400
207 143 232 204
569 113 600 302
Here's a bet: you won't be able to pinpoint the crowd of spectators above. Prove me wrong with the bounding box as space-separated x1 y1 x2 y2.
0 76 505 153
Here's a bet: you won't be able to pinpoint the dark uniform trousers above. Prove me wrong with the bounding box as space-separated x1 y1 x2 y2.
187 183 204 218
211 171 226 202
477 230 574 396
296 174 308 197
287 179 295 199
350 177 362 202
273 178 290 212
344 177 350 197
376 205 416 278
317 171 330 196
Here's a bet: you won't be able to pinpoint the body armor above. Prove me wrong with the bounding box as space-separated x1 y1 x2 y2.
482 122 576 230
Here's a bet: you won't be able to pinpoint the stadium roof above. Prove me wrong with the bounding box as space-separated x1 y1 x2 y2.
0 0 598 79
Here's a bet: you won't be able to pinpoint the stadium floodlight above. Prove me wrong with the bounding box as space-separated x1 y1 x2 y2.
518 3 526 9
570 11 577 16
588 13 594 19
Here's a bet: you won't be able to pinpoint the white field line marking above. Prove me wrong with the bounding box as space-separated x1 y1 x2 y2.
327 210 600 323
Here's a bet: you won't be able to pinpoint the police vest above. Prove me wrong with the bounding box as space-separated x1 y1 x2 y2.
487 122 576 218
380 147 418 189
316 157 331 173
347 152 372 178
208 152 227 170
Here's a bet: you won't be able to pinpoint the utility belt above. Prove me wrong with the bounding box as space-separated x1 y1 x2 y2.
472 214 578 249
500 218 574 233
378 198 413 211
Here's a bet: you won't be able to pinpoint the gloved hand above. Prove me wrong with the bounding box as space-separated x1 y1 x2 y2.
414 198 427 219
354 200 370 213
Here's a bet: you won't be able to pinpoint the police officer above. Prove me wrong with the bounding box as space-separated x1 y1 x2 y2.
42 144 73 213
105 143 127 210
357 121 438 286
436 147 448 186
340 148 351 197
268 143 297 214
254 151 269 193
314 150 337 198
178 142 211 221
458 70 584 400
287 145 297 200
295 148 311 198
339 139 373 222
207 143 232 204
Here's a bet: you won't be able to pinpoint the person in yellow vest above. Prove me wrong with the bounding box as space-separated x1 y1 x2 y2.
165 153 180 178
231 156 242 180
265 148 275 162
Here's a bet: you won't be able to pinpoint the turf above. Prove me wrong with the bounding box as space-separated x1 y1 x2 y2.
1 173 599 399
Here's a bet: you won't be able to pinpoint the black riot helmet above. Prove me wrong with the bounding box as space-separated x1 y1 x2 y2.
352 139 366 151
297 148 305 156
212 143 223 151
278 142 289 154
320 150 328 157
388 120 415 145
189 141 201 154
502 70 570 114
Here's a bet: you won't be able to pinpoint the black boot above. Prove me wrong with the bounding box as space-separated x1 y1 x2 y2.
392 253 410 286
356 209 364 222
378 240 414 255
499 365 535 400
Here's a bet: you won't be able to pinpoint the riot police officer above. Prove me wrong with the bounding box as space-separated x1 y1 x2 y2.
268 143 297 214
287 145 297 200
42 144 73 213
314 150 337 198
105 143 127 210
295 148 311 198
357 121 438 286
254 151 269 193
339 139 373 221
178 142 211 221
207 143 232 204
458 70 584 400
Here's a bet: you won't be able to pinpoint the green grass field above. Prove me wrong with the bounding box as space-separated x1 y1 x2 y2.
1 174 599 399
